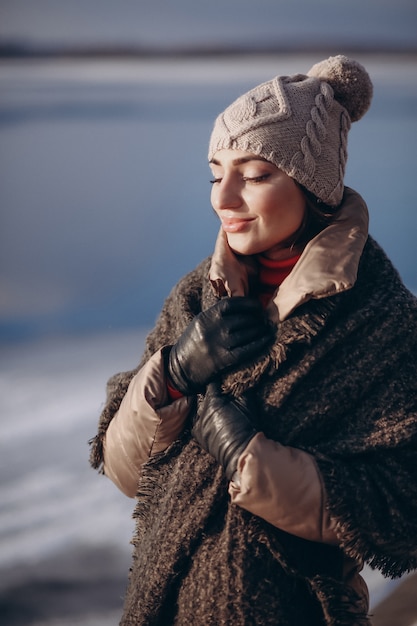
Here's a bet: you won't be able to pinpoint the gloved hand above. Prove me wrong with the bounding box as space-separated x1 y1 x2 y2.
167 297 273 395
191 383 257 481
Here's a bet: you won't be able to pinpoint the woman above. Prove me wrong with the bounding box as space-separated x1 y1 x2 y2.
90 55 417 625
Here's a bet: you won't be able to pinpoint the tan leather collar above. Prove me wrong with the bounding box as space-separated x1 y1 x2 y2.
209 187 369 322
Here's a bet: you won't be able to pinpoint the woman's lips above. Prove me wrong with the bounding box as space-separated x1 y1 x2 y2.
221 217 254 233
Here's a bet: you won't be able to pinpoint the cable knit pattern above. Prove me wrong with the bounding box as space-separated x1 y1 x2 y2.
290 81 333 179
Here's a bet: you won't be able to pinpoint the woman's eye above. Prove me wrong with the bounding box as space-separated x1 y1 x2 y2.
209 173 270 184
243 174 270 183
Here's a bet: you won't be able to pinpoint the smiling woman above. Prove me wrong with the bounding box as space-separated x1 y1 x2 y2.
210 151 309 258
89 54 417 626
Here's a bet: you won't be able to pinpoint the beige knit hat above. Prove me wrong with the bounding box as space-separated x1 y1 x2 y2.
208 55 373 206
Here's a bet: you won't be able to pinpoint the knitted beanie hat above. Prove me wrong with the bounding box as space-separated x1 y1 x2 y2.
208 55 373 206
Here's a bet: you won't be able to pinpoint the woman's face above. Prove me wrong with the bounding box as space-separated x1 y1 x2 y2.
210 149 306 259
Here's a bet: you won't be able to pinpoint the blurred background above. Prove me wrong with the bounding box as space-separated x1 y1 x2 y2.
0 1 416 624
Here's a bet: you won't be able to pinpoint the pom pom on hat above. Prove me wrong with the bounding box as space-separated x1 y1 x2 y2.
307 55 373 122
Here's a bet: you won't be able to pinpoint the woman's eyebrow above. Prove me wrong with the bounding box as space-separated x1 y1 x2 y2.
209 156 270 166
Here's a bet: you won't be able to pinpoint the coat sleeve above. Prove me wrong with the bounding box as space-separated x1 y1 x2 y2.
229 433 338 544
103 348 193 497
89 259 211 484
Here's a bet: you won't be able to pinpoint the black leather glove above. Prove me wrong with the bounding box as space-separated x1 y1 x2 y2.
167 297 273 395
191 383 257 481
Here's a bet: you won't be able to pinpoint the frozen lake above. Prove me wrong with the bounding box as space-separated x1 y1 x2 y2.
1 54 416 340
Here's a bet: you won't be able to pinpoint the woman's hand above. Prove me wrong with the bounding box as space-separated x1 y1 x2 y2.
191 383 257 480
167 297 273 395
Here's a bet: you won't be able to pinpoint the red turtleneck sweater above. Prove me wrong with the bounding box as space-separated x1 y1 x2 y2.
256 253 301 308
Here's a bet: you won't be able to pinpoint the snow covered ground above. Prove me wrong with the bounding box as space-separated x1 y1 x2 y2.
0 330 411 624
0 331 143 624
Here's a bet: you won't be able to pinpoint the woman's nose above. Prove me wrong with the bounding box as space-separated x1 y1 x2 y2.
211 178 242 212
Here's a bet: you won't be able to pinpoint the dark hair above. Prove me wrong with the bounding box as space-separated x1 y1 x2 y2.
292 183 341 248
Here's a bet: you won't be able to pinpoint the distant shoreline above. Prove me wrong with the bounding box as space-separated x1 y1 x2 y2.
1 41 417 60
